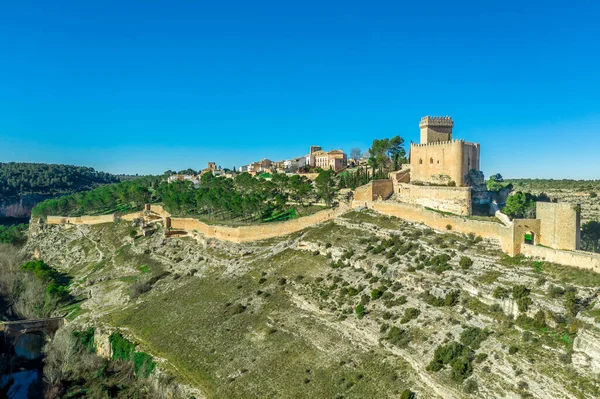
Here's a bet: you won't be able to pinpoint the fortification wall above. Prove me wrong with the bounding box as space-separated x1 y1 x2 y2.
46 214 115 225
409 140 480 186
510 219 541 257
395 184 472 216
537 202 581 250
410 140 463 186
149 204 171 219
120 212 144 221
356 200 513 251
353 180 394 201
521 245 600 273
170 205 349 243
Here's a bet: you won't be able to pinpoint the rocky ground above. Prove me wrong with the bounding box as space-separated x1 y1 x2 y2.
25 210 600 398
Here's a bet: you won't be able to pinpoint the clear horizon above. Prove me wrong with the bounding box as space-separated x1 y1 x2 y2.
1 1 599 179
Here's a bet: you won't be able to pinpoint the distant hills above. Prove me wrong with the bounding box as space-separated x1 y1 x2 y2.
0 162 122 220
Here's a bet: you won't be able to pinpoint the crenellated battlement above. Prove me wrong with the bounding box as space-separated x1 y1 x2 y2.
420 116 454 128
411 139 463 148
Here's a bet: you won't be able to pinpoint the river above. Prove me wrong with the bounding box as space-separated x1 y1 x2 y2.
1 333 45 398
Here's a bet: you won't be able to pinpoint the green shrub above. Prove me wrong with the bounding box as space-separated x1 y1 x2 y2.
385 326 411 348
400 308 420 324
459 256 473 270
355 304 366 319
427 341 474 382
533 310 546 328
73 327 95 353
110 332 135 361
564 287 578 316
508 345 519 355
460 327 489 350
474 353 488 363
493 286 509 299
463 378 478 394
516 296 532 312
370 288 385 300
400 389 416 399
547 285 565 298
450 355 473 383
512 285 530 299
133 351 156 378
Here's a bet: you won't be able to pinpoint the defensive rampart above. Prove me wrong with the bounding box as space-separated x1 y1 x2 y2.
171 205 349 243
395 184 472 216
520 245 600 273
354 180 394 202
355 200 514 252
46 214 115 225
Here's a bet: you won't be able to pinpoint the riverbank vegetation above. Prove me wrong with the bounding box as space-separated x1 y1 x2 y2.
0 249 72 320
43 327 167 399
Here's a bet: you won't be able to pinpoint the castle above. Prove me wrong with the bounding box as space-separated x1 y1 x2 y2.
410 116 480 187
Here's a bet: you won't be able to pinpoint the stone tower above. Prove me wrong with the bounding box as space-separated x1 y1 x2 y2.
419 116 454 144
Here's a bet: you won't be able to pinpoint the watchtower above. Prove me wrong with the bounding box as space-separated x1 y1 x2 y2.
419 116 454 144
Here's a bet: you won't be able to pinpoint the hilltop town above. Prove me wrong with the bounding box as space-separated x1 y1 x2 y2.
3 116 600 399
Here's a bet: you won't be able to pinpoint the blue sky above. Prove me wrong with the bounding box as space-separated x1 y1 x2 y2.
1 0 599 178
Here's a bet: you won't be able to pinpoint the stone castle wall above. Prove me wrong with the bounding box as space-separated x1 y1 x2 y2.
171 205 349 243
521 245 600 273
46 214 115 225
395 183 472 216
410 140 480 186
537 202 581 250
355 199 513 251
353 180 394 202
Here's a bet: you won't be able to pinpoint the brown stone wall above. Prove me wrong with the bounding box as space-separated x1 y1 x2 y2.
358 200 512 251
149 204 171 219
521 245 600 273
395 184 472 216
510 219 541 257
353 180 394 202
410 140 480 186
46 214 115 225
537 202 581 250
353 184 372 202
170 205 349 243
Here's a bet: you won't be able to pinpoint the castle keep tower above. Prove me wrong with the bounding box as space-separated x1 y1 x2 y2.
410 116 480 186
420 116 454 144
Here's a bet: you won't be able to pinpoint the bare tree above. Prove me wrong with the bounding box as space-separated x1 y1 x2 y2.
350 148 361 162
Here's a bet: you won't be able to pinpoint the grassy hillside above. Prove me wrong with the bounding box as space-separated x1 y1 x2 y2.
27 210 600 398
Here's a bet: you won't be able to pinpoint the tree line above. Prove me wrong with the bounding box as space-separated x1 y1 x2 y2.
32 171 343 223
158 171 329 222
0 162 120 199
32 176 162 218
